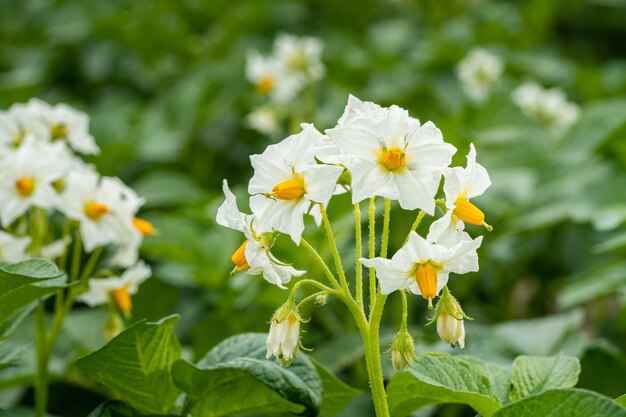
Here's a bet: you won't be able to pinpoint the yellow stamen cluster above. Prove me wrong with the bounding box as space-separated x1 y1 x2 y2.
380 147 406 171
51 123 68 140
231 240 250 272
272 177 305 201
133 218 156 236
111 287 132 314
415 263 438 310
84 201 109 220
256 76 274 95
15 177 36 197
454 198 492 230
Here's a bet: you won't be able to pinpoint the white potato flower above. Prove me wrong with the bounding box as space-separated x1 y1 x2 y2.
249 124 344 245
77 261 151 315
56 168 127 252
428 144 492 245
0 231 31 262
246 51 301 104
273 33 325 82
0 107 49 148
512 82 580 129
0 137 71 227
246 106 281 136
360 231 482 309
217 180 305 288
457 48 503 103
23 98 100 154
326 97 456 213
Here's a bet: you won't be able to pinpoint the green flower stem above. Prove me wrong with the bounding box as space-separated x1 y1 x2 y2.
400 290 408 331
365 293 390 417
78 247 103 288
380 199 391 258
354 203 364 309
290 278 336 300
320 205 350 294
297 291 328 309
404 210 426 245
69 229 82 281
34 302 49 417
368 198 376 311
57 220 74 271
301 238 342 292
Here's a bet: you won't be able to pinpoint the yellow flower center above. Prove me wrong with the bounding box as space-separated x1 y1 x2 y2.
133 218 155 236
84 201 109 220
453 198 492 231
256 76 274 95
51 123 68 140
15 177 36 197
415 263 438 310
231 240 250 272
111 287 132 314
272 175 305 201
380 147 406 171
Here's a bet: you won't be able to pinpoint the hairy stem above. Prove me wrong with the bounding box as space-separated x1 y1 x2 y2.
320 205 350 294
34 303 48 417
354 203 363 309
368 198 376 313
301 238 342 291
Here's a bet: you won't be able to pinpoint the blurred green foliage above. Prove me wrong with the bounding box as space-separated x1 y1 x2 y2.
1 0 626 415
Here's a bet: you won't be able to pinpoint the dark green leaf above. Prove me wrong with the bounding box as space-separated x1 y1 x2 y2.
510 355 580 401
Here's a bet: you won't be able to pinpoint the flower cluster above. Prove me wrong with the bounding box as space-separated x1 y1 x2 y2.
512 82 580 129
218 94 493 364
0 98 153 319
245 34 325 135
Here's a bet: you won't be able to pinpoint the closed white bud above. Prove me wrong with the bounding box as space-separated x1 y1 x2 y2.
266 301 302 367
430 286 471 349
390 328 417 371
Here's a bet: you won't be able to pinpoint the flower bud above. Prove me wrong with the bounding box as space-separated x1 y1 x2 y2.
266 301 303 367
430 286 472 349
390 328 417 371
314 292 329 306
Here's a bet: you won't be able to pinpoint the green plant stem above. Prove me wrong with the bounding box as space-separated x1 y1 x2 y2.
364 293 390 417
368 198 376 312
320 205 350 294
381 199 391 258
34 303 48 417
78 247 103 288
404 210 426 244
400 290 408 331
300 238 342 291
354 203 363 309
69 229 82 281
297 291 327 309
290 278 336 298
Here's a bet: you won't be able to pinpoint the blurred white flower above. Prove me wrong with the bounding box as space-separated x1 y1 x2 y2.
457 48 503 103
77 261 151 315
245 51 301 104
0 231 31 262
249 124 343 244
246 106 281 136
360 231 482 309
326 97 456 213
217 180 305 288
512 82 580 129
273 33 325 82
428 144 492 245
0 107 48 148
0 137 70 227
57 168 127 252
23 98 100 154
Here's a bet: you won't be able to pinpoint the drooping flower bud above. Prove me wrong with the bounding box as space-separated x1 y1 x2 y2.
429 286 472 349
266 300 303 367
390 327 417 371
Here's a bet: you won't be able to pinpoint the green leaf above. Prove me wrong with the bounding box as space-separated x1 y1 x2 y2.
0 341 25 371
557 263 626 309
75 315 181 415
386 353 502 417
492 389 626 417
578 342 626 398
0 260 66 328
460 356 512 405
310 357 360 416
510 355 580 401
87 401 133 417
172 333 322 417
616 395 626 407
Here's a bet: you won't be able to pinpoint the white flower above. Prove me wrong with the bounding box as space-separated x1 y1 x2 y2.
428 144 492 245
337 95 386 126
512 82 580 129
56 168 127 252
0 107 48 148
245 51 301 104
0 137 70 227
266 303 302 367
24 98 99 154
0 232 31 262
457 48 503 103
246 106 281 136
360 231 482 308
273 34 325 82
432 286 468 349
216 180 305 288
326 97 456 213
77 261 151 314
249 124 343 244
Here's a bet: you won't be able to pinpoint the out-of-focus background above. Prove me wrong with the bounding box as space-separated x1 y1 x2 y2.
1 0 626 415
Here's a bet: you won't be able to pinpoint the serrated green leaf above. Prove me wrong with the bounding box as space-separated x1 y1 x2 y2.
492 389 626 417
510 355 580 401
310 357 360 416
172 333 321 417
0 260 66 328
75 315 181 415
387 353 502 417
